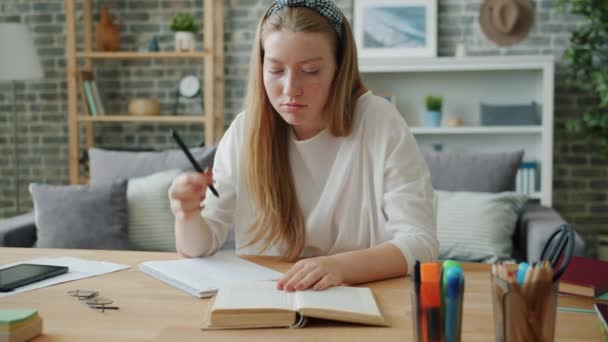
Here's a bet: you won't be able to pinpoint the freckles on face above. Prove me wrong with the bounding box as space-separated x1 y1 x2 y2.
262 31 337 139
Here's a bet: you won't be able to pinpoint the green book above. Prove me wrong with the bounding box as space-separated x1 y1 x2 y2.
83 80 98 116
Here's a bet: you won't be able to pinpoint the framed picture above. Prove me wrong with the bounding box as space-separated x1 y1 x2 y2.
354 0 437 58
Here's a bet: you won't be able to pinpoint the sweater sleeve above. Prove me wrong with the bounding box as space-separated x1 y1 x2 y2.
198 114 242 255
379 110 439 273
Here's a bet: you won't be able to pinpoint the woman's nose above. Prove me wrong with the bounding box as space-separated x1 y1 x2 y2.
283 72 302 97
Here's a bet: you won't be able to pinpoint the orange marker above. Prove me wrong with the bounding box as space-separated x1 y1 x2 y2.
420 263 443 342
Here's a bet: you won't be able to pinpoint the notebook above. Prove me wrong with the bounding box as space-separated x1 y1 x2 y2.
559 256 608 298
203 281 389 329
139 250 283 298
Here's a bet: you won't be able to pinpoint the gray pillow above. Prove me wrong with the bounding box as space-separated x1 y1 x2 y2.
29 181 129 250
437 191 528 262
127 169 181 252
89 146 216 185
422 150 524 193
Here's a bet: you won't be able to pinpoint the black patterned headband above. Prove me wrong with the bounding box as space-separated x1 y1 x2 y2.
266 0 344 39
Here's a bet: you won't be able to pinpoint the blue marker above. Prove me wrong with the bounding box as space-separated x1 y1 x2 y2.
442 260 462 316
445 266 463 342
517 262 529 285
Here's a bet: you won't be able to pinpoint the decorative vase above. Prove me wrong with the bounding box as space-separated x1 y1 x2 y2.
446 117 464 127
148 36 160 52
174 32 195 52
95 6 120 52
128 98 160 116
425 110 443 127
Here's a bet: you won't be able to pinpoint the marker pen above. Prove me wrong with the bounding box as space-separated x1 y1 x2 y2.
420 263 443 342
444 266 463 342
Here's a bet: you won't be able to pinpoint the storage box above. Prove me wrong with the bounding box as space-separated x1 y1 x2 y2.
480 102 540 126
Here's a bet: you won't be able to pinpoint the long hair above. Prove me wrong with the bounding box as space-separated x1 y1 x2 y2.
243 5 367 261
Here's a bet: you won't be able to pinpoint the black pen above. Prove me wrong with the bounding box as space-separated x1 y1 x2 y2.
170 129 219 198
413 260 422 342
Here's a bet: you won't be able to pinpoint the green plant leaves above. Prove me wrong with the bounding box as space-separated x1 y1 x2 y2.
170 12 199 32
557 0 608 158
425 94 443 111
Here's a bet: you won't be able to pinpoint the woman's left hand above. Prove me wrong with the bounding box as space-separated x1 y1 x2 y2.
277 256 345 291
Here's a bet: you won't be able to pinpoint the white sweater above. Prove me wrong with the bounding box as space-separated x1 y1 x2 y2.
199 91 438 272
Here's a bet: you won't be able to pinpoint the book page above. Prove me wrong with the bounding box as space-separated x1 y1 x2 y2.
212 281 294 311
295 286 382 317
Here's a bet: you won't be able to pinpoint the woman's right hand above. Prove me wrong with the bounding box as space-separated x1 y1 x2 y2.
168 168 213 221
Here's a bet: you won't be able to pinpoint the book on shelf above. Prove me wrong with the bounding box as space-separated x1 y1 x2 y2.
83 81 98 116
90 80 105 115
77 71 96 116
0 309 43 342
138 250 283 298
203 281 389 330
516 161 537 195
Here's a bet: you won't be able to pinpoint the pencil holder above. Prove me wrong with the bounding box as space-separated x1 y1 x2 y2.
491 275 558 342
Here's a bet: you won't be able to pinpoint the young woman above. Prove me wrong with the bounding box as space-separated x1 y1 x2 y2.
168 0 438 292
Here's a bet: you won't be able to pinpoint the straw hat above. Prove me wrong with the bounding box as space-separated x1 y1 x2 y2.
479 0 535 46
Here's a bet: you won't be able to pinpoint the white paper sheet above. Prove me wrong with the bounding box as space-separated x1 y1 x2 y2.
0 256 130 298
139 250 283 298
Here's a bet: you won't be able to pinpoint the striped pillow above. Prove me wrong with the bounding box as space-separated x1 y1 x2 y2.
127 169 182 252
436 191 528 262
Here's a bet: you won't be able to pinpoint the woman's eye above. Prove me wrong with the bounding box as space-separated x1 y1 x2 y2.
303 69 320 74
268 69 283 74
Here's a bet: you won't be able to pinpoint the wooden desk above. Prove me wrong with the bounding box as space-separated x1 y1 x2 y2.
0 248 601 341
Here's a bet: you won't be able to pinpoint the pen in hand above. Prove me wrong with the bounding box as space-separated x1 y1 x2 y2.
170 129 219 198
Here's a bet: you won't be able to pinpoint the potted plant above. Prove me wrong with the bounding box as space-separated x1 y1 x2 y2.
170 12 199 52
425 94 443 127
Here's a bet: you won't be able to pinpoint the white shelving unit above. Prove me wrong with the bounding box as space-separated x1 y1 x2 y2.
360 56 554 206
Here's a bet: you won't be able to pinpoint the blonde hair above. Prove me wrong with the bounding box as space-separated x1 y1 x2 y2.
242 5 367 261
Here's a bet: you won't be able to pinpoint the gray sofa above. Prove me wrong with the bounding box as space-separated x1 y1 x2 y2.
422 149 586 262
0 149 587 262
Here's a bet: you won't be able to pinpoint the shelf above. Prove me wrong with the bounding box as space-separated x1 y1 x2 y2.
359 55 553 73
77 115 206 123
66 0 224 186
410 126 543 135
75 51 211 59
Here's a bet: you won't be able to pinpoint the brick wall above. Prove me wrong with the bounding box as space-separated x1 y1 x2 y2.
0 0 606 253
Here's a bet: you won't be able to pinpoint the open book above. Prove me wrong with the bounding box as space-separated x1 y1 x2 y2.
204 281 389 329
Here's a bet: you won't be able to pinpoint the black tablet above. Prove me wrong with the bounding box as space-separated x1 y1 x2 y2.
0 263 69 292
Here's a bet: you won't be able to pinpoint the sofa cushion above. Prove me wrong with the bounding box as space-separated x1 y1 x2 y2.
437 191 528 262
422 150 524 192
89 146 216 185
0 211 36 247
127 169 181 252
29 181 129 250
